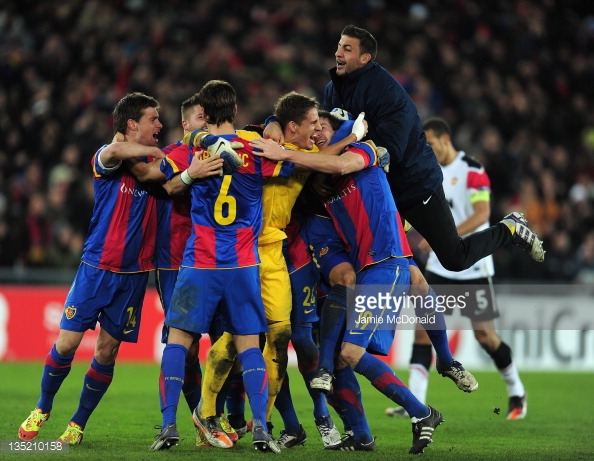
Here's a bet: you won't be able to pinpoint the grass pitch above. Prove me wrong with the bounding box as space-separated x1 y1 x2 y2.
0 363 592 460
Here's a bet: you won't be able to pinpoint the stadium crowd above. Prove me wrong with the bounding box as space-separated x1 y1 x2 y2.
1 0 593 282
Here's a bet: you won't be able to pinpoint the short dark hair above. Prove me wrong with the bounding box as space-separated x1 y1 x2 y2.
317 110 342 132
181 93 200 121
341 25 378 61
274 91 319 130
423 116 451 136
112 92 159 135
196 80 236 126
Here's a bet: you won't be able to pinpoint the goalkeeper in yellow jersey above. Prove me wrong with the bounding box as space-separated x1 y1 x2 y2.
195 92 359 442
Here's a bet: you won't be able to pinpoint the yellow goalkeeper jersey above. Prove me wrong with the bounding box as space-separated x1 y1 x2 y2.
259 142 317 245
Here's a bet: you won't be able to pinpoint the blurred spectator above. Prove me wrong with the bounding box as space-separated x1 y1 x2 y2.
0 0 593 282
574 231 594 284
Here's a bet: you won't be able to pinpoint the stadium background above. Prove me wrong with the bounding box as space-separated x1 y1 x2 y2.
0 1 593 369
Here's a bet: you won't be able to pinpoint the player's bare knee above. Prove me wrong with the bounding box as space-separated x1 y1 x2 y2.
329 262 356 287
474 329 499 352
339 342 364 368
409 265 430 296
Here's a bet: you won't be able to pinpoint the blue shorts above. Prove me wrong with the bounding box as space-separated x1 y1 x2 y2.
155 268 203 344
290 259 321 324
167 265 268 336
61 262 149 343
343 258 410 355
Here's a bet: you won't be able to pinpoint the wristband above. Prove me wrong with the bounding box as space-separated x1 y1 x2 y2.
180 169 194 186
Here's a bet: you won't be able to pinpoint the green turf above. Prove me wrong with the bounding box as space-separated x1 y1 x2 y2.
0 363 591 460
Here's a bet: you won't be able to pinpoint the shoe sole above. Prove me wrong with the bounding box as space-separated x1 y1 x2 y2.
18 429 40 441
438 372 479 393
310 380 332 393
254 441 281 453
505 213 545 262
151 436 179 450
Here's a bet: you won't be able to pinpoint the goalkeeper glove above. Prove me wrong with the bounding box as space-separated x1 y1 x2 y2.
351 112 366 141
376 145 390 173
365 140 390 173
331 108 353 121
201 135 245 175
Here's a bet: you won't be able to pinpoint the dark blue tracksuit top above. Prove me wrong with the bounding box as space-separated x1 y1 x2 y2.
323 61 442 211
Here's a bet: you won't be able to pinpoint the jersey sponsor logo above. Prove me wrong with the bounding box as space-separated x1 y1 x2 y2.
49 372 67 377
326 184 357 204
304 308 315 314
123 329 134 334
64 306 76 320
422 195 432 205
348 331 363 335
119 182 148 197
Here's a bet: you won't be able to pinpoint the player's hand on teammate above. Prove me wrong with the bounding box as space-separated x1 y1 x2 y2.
187 152 226 179
250 137 288 161
262 118 284 144
112 132 125 143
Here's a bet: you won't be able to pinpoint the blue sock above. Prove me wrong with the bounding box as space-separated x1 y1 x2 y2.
72 358 114 427
354 352 428 419
417 287 453 366
325 392 350 433
182 358 202 413
274 373 301 433
159 344 187 427
292 323 329 420
225 371 245 419
332 366 372 443
318 285 348 372
38 345 74 413
238 348 268 424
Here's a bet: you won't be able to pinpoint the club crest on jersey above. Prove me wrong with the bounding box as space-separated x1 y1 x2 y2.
451 177 458 185
65 306 76 320
319 246 329 256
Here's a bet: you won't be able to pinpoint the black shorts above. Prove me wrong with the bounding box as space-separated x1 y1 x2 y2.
424 271 500 322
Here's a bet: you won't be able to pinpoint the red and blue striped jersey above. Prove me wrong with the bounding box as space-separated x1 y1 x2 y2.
161 130 295 269
284 208 312 274
81 144 157 273
154 141 192 269
323 142 411 272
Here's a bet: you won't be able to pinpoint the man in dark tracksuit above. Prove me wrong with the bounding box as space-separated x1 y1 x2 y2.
323 25 545 271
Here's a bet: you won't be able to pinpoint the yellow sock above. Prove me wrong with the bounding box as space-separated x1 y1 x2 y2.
262 322 291 422
199 332 236 418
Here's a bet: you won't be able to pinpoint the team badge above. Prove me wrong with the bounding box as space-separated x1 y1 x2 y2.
319 246 329 256
64 306 77 320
